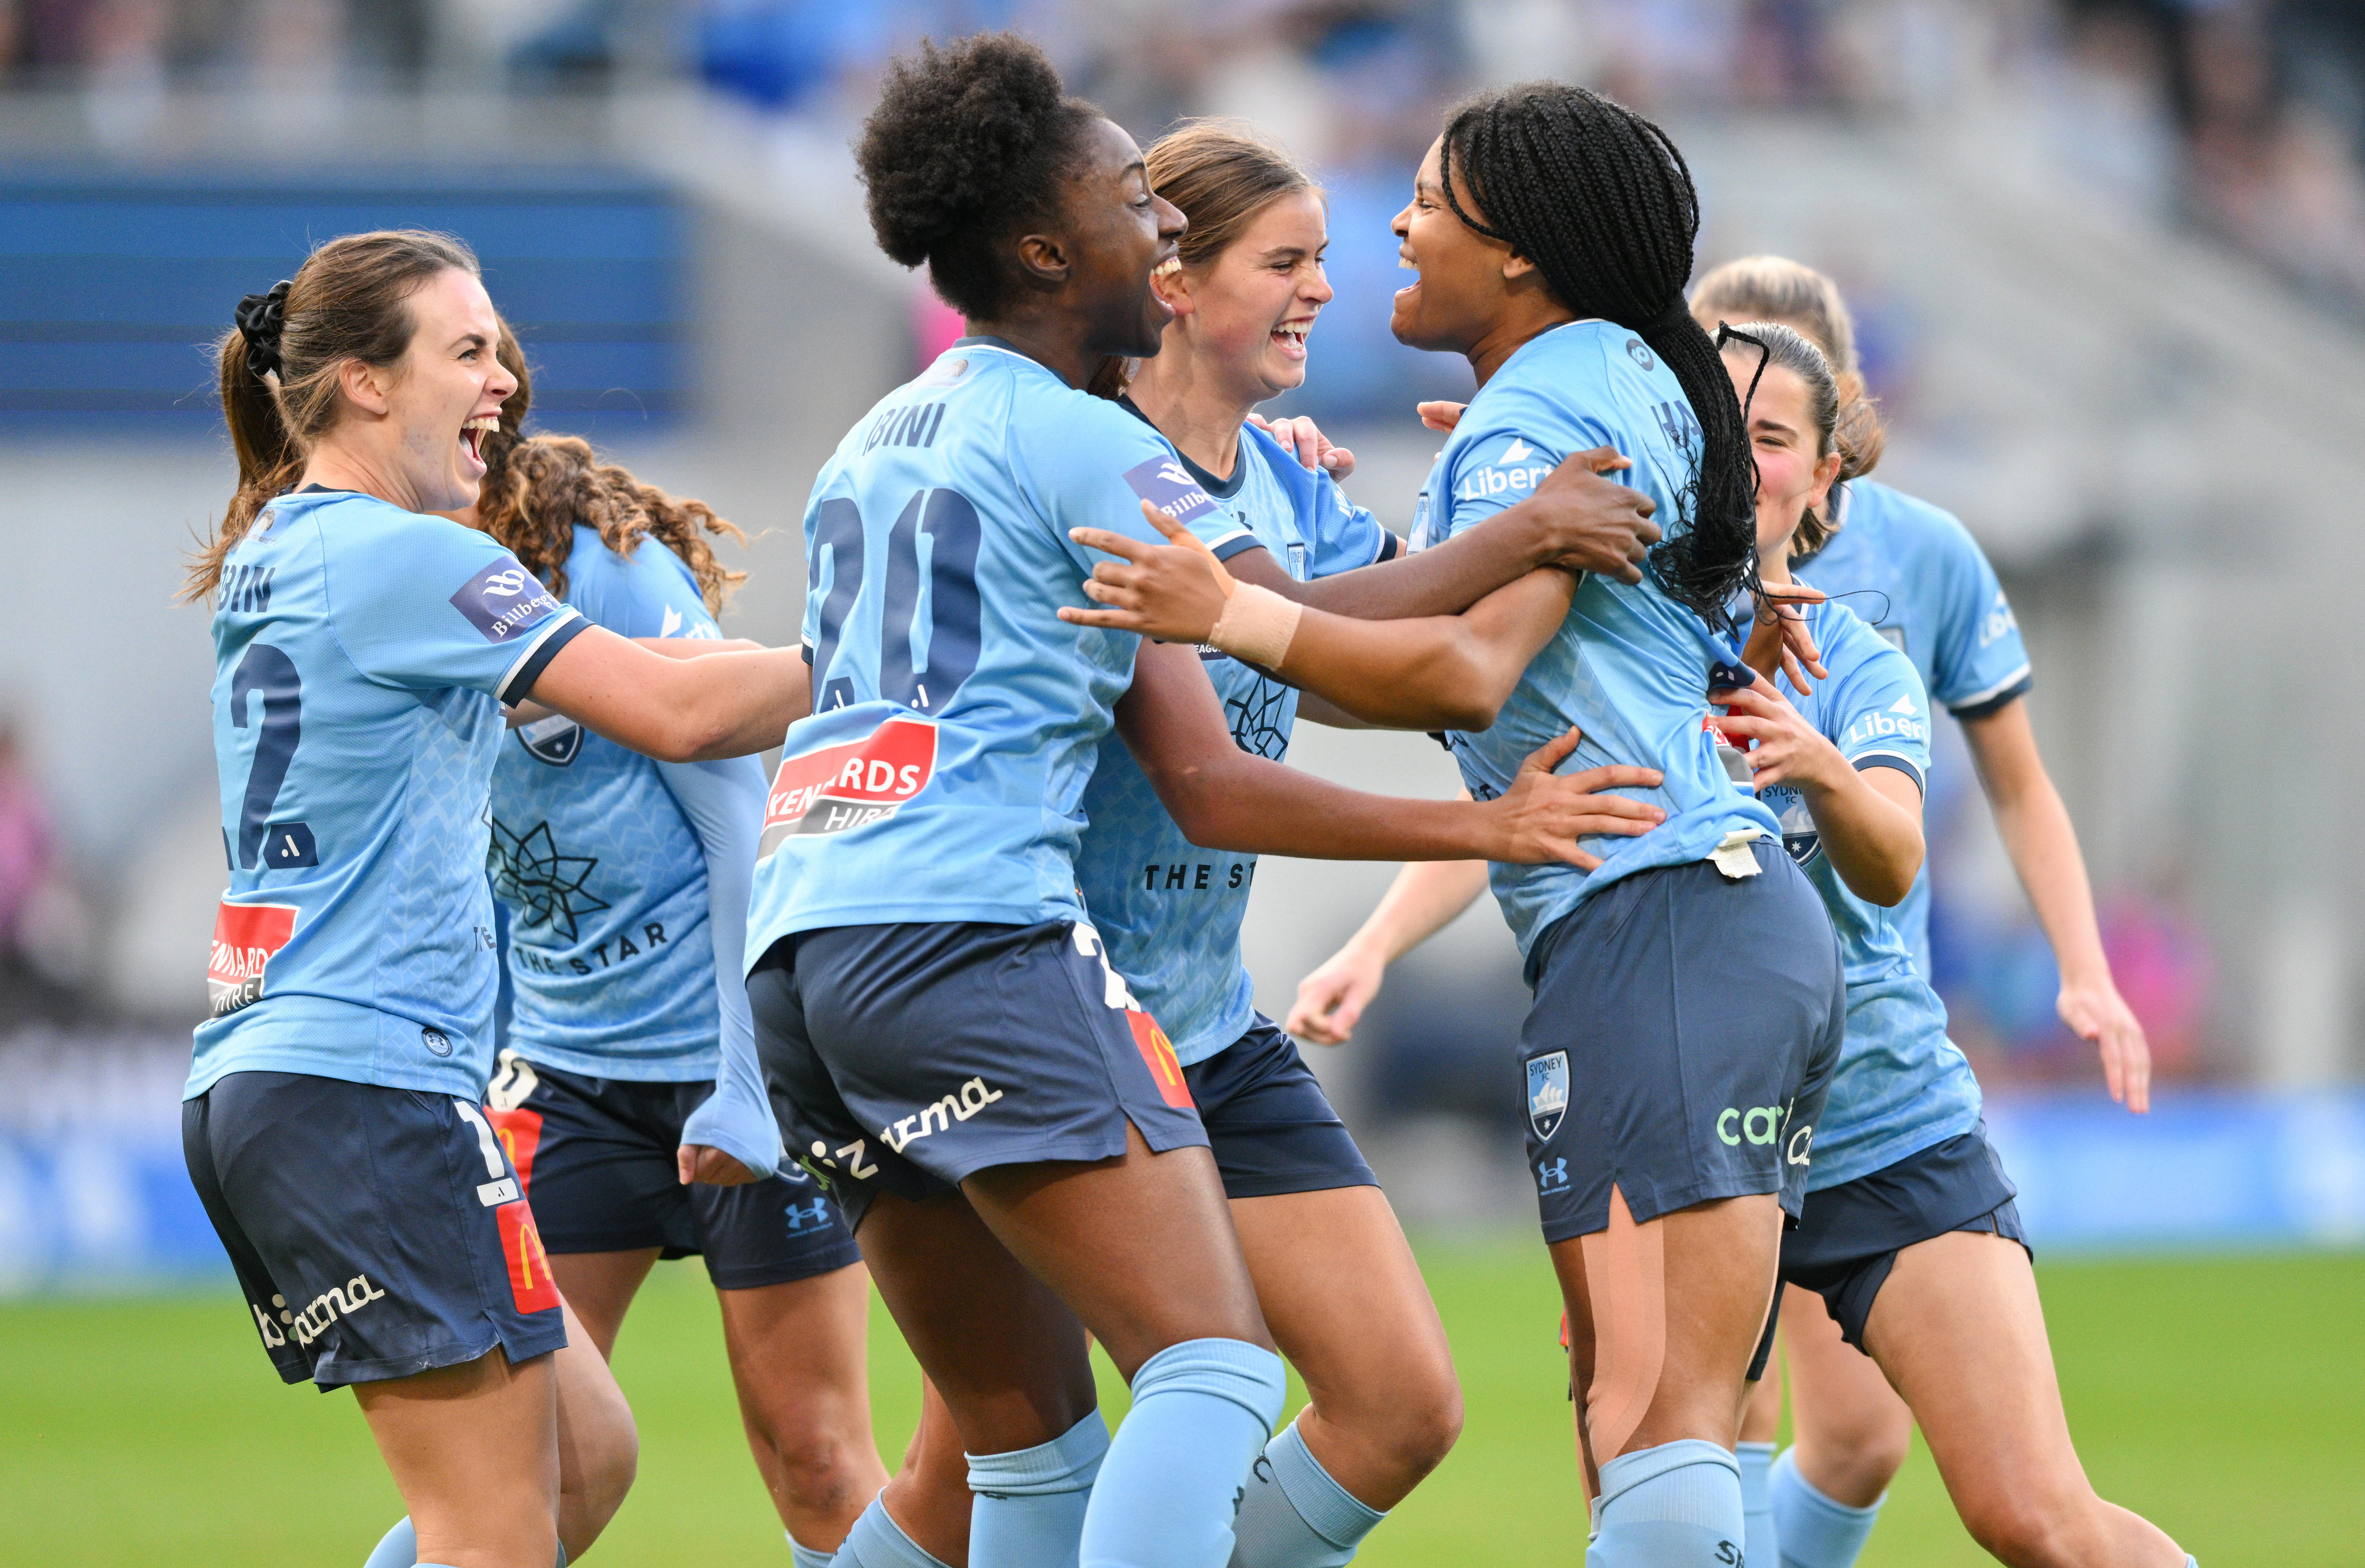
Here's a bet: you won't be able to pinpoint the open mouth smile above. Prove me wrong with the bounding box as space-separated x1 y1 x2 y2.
461 414 497 467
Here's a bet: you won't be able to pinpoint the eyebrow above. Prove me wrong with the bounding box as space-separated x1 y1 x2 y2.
452 332 489 350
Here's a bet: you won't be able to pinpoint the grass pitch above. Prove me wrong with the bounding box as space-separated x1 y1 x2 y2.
3 1243 2354 1565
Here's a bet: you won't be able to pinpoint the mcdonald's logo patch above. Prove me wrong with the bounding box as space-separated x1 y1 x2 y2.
496 1200 561 1314
487 1106 544 1198
1128 1011 1193 1110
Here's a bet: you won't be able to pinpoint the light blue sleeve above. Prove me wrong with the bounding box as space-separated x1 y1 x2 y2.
1440 399 1619 537
662 750 781 1179
1825 620 1934 792
1306 468 1391 578
1012 395 1216 572
331 514 579 701
1922 514 2032 717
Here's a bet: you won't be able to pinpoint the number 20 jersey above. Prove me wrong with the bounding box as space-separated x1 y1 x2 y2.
191 489 584 1103
743 339 1205 957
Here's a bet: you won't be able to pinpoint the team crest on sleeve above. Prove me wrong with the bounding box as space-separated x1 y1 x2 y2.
1121 456 1218 525
760 718 938 853
450 555 561 643
1526 1050 1570 1140
207 899 298 1015
516 713 583 767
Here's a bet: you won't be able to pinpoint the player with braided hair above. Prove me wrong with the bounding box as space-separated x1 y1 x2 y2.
1065 83 1847 1567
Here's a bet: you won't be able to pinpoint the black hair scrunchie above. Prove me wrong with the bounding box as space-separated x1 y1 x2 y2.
234 280 293 381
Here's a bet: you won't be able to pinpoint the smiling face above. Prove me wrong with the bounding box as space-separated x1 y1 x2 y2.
1155 188 1331 403
330 266 515 514
1056 116 1189 361
1723 352 1840 567
1389 135 1524 355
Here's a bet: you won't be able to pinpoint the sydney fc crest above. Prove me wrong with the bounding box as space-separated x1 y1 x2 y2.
517 713 583 767
1526 1050 1570 1141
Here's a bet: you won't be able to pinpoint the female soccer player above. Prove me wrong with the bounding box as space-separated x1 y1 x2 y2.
184 229 821 1568
747 39 1673 1568
1692 258 2162 1568
387 328 885 1568
834 119 1675 1568
1065 85 1847 1567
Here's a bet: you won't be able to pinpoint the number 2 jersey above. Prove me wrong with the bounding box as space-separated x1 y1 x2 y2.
191 489 586 1102
1412 319 1781 972
743 339 1211 955
1732 598 1982 1189
1074 414 1395 1064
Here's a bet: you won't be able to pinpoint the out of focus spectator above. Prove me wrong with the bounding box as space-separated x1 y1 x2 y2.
0 723 98 1029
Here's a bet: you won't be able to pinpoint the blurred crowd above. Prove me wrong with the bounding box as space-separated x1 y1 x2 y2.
8 1 2365 316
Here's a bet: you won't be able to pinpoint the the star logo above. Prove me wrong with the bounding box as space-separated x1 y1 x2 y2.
1226 675 1291 760
488 819 609 940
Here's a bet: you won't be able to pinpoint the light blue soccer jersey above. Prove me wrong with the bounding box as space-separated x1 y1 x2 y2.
1795 479 2032 972
490 525 764 1080
191 489 585 1101
1413 320 1780 971
1730 598 1982 1188
1075 417 1395 1064
744 339 1214 956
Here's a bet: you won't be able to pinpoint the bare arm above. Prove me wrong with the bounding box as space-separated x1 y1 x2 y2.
506 635 765 727
1116 641 1663 866
1226 447 1658 617
1285 856 1492 1045
1962 698 2149 1112
1062 502 1577 730
525 625 811 762
1713 673 1924 906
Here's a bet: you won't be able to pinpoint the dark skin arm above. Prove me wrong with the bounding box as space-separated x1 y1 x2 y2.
1117 641 1664 867
1226 447 1658 617
1065 503 1578 731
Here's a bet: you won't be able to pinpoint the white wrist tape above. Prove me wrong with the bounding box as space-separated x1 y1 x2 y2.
1207 582 1302 670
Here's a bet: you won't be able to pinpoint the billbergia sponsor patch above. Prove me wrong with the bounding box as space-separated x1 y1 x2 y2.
761 718 938 854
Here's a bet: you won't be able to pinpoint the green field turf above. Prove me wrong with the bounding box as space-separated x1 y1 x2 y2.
3 1243 2355 1565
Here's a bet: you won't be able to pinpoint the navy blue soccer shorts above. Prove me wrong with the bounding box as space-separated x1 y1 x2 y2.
182 1069 569 1388
1778 1122 2029 1353
748 919 1209 1228
1186 1017 1375 1200
483 1051 862 1291
1519 842 1846 1244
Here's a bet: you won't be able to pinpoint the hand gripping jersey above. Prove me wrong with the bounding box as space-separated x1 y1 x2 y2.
744 340 1209 955
1074 418 1395 1064
1411 320 1780 970
1794 479 2033 973
488 524 780 1175
191 490 586 1102
1721 598 1983 1189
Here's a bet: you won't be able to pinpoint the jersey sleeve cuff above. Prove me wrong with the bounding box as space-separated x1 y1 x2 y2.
496 610 588 704
1373 531 1404 564
1852 752 1927 794
1945 668 2032 721
1208 531 1262 562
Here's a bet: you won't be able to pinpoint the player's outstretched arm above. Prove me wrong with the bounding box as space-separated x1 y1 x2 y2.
1065 502 1577 730
1227 446 1660 615
1285 858 1491 1046
526 625 812 762
1962 699 2152 1112
1712 670 1924 906
1115 641 1664 867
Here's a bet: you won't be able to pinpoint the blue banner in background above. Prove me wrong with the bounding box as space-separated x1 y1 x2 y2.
2 1031 2361 1292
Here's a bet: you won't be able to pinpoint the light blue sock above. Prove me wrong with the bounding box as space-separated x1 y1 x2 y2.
968 1408 1110 1568
830 1495 955 1568
1080 1337 1288 1568
1228 1416 1386 1568
364 1519 417 1568
1584 1439 1744 1567
789 1533 839 1568
1737 1441 1778 1568
1769 1448 1882 1568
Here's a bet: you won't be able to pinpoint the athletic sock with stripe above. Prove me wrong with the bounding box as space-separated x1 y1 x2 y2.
1769 1447 1882 1568
967 1408 1110 1567
1227 1415 1388 1567
1079 1337 1287 1568
1583 1439 1746 1568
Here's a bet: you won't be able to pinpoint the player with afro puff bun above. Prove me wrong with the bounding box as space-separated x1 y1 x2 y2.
855 31 1183 379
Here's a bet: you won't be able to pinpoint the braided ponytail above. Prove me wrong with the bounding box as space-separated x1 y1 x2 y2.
1437 84 1758 627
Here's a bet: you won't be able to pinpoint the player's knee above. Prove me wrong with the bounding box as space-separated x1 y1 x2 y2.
1813 1413 1910 1498
1959 1488 2082 1568
1319 1358 1463 1482
1388 1371 1464 1478
570 1413 640 1516
751 1417 869 1511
